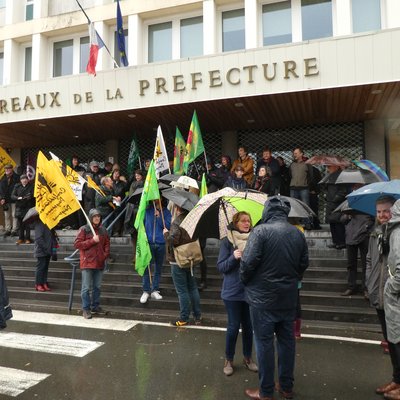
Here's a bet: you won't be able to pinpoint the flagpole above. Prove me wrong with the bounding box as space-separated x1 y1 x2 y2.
203 149 209 173
138 156 142 170
75 0 120 69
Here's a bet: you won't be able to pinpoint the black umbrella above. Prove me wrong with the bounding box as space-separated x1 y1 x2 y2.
127 182 169 204
161 188 199 211
335 169 382 185
158 173 181 183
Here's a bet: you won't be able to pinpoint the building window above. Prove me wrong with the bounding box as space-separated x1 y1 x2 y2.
24 47 32 81
0 52 3 85
114 29 129 67
301 0 332 41
352 0 381 33
80 36 89 73
53 39 73 77
148 22 172 63
222 9 245 52
262 1 292 46
0 0 5 8
180 16 203 58
26 0 34 21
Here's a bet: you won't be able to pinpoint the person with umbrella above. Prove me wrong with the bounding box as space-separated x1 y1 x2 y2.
365 195 400 397
163 204 202 326
217 211 258 376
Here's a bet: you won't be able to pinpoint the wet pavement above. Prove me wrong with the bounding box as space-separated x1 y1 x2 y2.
0 313 393 400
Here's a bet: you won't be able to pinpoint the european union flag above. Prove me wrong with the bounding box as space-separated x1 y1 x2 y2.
116 0 128 66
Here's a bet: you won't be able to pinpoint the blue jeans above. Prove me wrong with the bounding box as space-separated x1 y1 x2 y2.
250 307 296 398
35 256 50 285
290 188 310 206
142 244 165 292
223 300 253 361
81 268 104 311
170 263 201 322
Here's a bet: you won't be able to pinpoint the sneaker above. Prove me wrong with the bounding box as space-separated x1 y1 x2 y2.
91 306 106 315
82 309 92 319
151 291 163 300
171 320 188 327
140 292 150 304
25 239 32 244
223 360 234 376
243 358 258 372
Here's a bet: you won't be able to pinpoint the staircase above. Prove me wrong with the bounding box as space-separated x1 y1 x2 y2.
1 227 380 332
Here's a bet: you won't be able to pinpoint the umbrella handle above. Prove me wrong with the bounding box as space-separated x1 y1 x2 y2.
221 199 238 248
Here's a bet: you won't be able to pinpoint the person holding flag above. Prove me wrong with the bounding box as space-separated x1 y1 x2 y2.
74 208 110 319
139 200 171 304
134 160 170 303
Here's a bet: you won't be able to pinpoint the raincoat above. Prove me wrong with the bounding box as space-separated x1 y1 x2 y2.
240 198 309 310
384 201 400 343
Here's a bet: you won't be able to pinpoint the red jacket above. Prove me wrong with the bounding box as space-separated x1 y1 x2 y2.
74 224 110 270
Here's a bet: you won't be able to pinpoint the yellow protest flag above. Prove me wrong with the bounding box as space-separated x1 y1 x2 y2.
0 146 16 177
34 151 80 229
87 175 106 196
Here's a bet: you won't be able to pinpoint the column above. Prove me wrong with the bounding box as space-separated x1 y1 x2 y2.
105 140 119 165
128 14 142 66
245 0 258 49
221 131 238 161
3 39 19 84
5 0 22 25
291 0 302 42
333 0 351 36
95 21 109 71
385 0 400 29
364 120 386 172
34 0 49 19
32 33 48 80
203 0 217 55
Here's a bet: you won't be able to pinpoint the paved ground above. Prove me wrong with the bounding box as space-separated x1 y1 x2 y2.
0 311 393 400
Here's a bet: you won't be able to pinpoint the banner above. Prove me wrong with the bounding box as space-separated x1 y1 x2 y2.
49 152 86 201
153 125 170 178
0 147 16 177
34 151 80 229
183 110 205 173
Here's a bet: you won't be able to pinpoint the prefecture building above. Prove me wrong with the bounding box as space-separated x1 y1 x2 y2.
0 0 399 177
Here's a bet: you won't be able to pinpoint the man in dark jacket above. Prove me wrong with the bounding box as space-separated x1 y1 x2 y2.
95 176 121 228
74 208 110 319
0 164 20 236
240 197 309 400
0 265 12 329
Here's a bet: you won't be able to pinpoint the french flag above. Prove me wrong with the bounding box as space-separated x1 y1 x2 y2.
86 22 105 76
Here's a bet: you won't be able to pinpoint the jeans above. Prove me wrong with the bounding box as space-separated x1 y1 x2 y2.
142 244 165 292
250 307 296 398
223 300 253 361
377 309 400 383
35 255 50 285
346 238 369 291
81 268 104 311
170 263 201 322
290 188 310 206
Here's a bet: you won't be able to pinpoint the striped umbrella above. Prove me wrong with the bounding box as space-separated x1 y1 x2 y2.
353 160 389 182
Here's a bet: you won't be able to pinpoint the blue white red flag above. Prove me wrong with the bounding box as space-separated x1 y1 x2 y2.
86 22 105 75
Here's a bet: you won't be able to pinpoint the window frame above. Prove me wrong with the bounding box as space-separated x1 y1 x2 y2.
217 2 246 53
143 9 204 64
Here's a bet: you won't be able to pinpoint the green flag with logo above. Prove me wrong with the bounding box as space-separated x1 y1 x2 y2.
173 127 186 175
127 135 140 176
200 173 208 198
183 110 205 173
133 160 160 276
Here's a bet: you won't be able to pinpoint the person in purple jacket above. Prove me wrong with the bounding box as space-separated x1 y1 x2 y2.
217 211 258 377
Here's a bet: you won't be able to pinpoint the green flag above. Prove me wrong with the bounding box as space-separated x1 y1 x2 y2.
134 160 160 230
127 135 140 176
183 110 205 173
135 221 152 276
173 127 186 175
200 173 208 198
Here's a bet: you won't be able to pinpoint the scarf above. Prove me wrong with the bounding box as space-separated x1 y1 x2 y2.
227 229 250 251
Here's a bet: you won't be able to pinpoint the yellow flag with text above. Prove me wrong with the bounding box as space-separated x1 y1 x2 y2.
34 151 80 229
0 147 16 177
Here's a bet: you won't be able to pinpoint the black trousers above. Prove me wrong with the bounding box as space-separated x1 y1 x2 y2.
329 222 345 246
377 308 400 383
346 238 369 291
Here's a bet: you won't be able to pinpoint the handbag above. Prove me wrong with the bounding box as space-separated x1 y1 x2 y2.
173 239 203 271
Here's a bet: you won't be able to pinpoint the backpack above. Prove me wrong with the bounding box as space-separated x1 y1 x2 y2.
173 239 203 274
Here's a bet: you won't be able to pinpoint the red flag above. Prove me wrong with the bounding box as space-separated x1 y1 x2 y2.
86 23 104 76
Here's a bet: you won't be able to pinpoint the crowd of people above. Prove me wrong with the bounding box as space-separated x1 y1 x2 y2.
1 146 400 399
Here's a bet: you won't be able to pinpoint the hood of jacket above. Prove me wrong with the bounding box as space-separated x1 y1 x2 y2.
261 196 291 223
389 200 400 227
